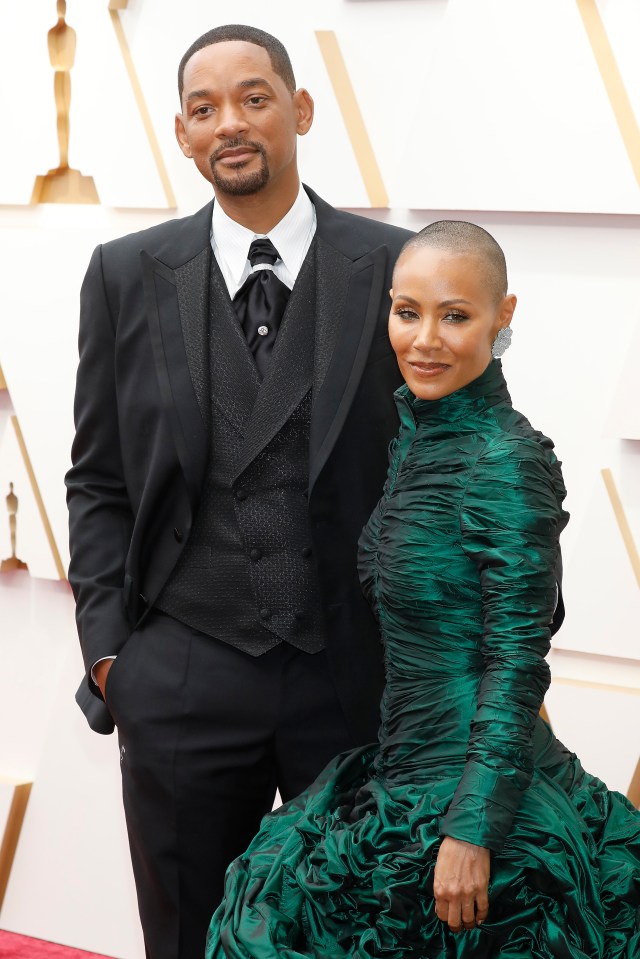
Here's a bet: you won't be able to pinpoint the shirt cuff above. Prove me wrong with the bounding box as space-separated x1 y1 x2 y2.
91 655 116 686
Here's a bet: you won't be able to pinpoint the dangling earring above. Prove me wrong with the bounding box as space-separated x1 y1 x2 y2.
491 327 512 358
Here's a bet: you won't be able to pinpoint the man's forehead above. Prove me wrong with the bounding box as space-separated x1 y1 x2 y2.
185 40 273 75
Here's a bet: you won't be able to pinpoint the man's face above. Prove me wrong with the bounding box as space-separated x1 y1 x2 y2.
175 41 313 199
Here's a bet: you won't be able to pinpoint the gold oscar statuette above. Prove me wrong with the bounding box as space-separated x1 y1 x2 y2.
31 0 99 204
1 483 28 573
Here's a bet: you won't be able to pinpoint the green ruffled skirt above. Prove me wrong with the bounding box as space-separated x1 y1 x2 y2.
206 731 640 958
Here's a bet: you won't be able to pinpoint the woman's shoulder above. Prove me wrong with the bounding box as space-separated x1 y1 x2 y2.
480 404 561 472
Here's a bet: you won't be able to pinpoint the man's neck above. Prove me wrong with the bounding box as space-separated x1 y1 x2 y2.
213 179 301 235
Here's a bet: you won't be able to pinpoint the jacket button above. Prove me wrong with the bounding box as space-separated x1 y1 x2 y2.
259 608 271 621
301 546 312 558
250 548 262 561
173 527 183 542
235 489 247 501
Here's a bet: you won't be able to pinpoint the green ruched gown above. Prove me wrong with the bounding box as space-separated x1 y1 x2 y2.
206 360 640 958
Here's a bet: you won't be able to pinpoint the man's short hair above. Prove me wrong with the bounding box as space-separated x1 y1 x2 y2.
397 220 508 303
178 25 296 102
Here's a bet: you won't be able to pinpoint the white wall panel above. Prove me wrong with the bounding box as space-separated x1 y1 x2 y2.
0 2 638 956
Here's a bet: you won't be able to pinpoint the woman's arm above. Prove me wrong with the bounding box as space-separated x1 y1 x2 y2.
434 433 567 929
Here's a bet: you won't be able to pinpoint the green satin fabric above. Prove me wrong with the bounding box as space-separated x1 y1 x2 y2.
206 361 640 958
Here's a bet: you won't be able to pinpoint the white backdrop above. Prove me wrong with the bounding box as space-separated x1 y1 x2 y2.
0 1 638 956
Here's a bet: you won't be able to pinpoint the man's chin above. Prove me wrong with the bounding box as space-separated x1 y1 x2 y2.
211 168 269 198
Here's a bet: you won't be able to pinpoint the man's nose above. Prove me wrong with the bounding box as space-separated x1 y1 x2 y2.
215 105 249 139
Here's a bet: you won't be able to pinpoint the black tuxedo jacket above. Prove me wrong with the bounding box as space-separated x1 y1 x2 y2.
67 186 413 737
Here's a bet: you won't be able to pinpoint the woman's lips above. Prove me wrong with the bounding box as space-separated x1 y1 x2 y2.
408 362 450 377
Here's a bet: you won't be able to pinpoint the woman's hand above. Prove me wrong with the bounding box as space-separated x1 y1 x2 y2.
433 836 490 933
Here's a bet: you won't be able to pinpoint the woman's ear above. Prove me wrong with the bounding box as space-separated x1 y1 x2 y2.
499 293 517 328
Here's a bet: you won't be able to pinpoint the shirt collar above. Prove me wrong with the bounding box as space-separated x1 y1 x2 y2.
211 183 316 291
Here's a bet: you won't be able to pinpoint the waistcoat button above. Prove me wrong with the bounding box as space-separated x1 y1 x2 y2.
250 548 262 561
301 546 312 558
259 608 271 620
235 489 247 501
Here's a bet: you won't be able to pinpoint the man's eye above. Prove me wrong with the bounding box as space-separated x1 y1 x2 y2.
194 105 213 116
247 96 267 106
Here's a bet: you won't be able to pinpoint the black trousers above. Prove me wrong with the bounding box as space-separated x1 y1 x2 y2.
104 611 355 959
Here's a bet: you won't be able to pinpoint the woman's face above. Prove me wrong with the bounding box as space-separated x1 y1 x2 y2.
389 245 516 401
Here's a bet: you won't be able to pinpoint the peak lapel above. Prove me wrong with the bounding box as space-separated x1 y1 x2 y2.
309 242 389 493
141 248 208 512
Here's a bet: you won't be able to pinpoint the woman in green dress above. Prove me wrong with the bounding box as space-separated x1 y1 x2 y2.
206 221 640 958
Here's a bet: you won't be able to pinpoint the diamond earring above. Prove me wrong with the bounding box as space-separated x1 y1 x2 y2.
491 327 512 358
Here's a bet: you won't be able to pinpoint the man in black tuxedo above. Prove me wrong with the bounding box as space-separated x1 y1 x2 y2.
67 24 412 959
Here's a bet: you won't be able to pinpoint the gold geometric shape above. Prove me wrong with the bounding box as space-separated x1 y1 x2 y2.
10 416 66 581
628 758 640 808
601 468 640 590
577 0 640 189
31 167 99 205
539 702 552 728
0 778 32 913
315 31 388 208
109 1 177 209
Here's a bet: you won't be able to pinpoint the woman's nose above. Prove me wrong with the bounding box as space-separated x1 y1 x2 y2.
414 319 442 351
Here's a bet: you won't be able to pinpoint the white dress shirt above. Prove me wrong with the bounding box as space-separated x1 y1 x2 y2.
91 184 317 687
211 182 317 298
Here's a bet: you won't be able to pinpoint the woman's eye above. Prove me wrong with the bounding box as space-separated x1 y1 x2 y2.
394 308 419 320
443 312 469 324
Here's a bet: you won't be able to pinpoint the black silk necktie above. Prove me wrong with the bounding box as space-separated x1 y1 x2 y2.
232 238 291 379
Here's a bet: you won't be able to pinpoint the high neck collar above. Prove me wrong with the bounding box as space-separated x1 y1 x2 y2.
396 360 512 428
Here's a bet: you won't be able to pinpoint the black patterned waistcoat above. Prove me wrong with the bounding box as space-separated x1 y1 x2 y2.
156 242 328 655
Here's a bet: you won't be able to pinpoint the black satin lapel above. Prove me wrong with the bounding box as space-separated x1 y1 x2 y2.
141 251 207 511
309 245 388 492
232 247 316 480
208 261 260 433
174 247 211 430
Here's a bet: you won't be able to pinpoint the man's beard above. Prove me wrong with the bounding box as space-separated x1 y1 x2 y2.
209 139 269 196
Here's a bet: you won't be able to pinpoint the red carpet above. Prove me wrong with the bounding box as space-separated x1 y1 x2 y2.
0 931 117 958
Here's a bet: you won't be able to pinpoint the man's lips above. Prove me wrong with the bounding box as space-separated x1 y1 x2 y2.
215 147 257 163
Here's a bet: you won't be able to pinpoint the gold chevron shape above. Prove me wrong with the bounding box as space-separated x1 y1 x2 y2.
315 31 388 208
628 758 640 808
0 778 32 912
577 0 640 189
108 1 176 208
601 468 640 590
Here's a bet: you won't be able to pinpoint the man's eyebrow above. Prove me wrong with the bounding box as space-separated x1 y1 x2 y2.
185 78 275 102
237 77 275 91
185 89 211 102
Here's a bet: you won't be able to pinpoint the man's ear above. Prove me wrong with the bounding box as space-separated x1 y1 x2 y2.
175 113 192 158
293 88 314 136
